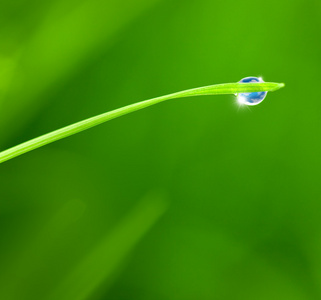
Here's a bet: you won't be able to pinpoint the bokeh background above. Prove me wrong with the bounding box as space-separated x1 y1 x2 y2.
0 0 321 299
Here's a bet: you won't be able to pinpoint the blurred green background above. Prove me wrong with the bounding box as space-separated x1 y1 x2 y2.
0 0 320 299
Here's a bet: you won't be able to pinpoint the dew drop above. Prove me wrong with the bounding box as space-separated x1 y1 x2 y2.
237 77 267 106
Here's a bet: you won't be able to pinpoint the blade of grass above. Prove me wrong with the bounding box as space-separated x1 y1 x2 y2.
0 81 284 164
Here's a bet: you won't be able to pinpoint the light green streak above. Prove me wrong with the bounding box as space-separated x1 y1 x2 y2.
0 199 86 300
47 195 167 300
0 82 284 164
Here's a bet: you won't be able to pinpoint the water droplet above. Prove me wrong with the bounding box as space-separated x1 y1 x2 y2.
237 77 267 106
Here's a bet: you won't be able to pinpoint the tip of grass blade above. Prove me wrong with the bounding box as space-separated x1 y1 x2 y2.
272 82 285 91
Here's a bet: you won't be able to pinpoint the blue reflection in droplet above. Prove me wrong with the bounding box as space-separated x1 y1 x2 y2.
237 77 267 106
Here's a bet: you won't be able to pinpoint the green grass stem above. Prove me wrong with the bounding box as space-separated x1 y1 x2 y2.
0 82 284 164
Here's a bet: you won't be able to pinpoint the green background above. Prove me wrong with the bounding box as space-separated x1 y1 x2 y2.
0 0 320 299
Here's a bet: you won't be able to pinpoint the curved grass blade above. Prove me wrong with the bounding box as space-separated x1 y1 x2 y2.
0 82 284 164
